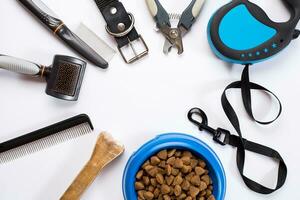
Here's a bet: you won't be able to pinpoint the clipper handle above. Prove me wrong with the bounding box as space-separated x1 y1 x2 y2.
0 55 41 76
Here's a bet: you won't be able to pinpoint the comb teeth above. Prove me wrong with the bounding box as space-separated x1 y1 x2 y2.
0 114 94 164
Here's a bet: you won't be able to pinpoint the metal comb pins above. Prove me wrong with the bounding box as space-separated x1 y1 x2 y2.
0 114 94 164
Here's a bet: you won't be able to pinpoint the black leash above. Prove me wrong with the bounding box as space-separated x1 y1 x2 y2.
188 65 287 194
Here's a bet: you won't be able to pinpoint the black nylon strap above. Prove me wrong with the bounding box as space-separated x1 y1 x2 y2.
94 0 140 48
221 65 287 194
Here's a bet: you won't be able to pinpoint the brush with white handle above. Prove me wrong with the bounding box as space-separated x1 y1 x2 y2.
0 54 86 101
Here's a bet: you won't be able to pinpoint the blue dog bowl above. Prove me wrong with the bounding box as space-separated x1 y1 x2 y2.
122 133 226 200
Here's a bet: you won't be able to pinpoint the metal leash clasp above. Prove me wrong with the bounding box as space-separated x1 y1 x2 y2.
188 108 230 146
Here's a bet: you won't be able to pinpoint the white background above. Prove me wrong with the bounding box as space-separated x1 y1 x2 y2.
0 0 299 199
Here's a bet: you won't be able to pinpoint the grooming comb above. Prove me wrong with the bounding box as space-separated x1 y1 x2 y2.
60 132 125 200
0 54 86 101
18 0 108 69
0 114 94 164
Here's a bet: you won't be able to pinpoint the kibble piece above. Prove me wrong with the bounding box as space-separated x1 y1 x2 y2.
195 167 205 176
199 160 206 168
148 167 158 177
175 151 182 157
138 190 146 200
174 185 182 196
157 167 166 175
150 178 157 186
207 195 216 200
156 173 164 185
143 191 154 200
181 156 191 165
190 175 201 186
171 168 180 176
157 150 168 160
163 195 171 200
181 165 191 174
153 188 160 198
190 159 198 168
173 174 184 185
178 193 187 199
167 149 176 158
166 164 172 176
143 176 150 186
159 161 166 168
151 156 161 165
144 165 154 173
169 186 174 195
161 184 171 194
189 186 200 197
136 170 144 180
148 185 155 192
198 197 205 200
142 160 150 169
185 172 195 182
135 182 145 190
174 158 184 169
185 196 192 200
199 181 208 191
181 179 190 191
165 175 174 186
166 157 176 166
206 189 212 197
201 175 210 186
200 190 206 197
182 151 193 158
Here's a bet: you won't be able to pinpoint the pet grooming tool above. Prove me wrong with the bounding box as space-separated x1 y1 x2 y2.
0 54 86 101
60 132 124 200
208 0 300 64
146 0 205 54
18 0 108 69
75 23 116 62
0 114 94 164
93 0 149 64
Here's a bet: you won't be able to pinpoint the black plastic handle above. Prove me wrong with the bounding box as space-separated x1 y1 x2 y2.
18 0 62 32
56 25 108 68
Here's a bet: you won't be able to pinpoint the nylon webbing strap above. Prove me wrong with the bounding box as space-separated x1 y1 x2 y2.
94 0 139 48
221 65 287 194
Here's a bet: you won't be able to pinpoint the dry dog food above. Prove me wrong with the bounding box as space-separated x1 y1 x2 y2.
135 149 215 200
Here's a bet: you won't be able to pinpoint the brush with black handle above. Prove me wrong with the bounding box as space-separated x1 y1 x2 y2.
18 0 108 69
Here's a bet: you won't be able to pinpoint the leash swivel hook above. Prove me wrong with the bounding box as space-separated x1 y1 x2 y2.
188 108 230 146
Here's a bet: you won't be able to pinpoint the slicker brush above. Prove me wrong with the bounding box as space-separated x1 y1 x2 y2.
0 54 86 101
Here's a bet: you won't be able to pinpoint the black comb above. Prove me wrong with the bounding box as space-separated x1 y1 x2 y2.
0 114 94 164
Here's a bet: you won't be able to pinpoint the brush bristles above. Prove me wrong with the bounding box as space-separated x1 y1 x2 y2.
0 123 92 164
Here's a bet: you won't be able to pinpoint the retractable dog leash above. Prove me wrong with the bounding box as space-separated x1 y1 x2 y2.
189 0 300 195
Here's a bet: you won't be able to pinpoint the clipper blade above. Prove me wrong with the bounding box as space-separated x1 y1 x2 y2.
0 114 94 164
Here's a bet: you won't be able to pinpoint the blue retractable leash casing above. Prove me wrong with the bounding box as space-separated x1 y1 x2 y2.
208 0 300 64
